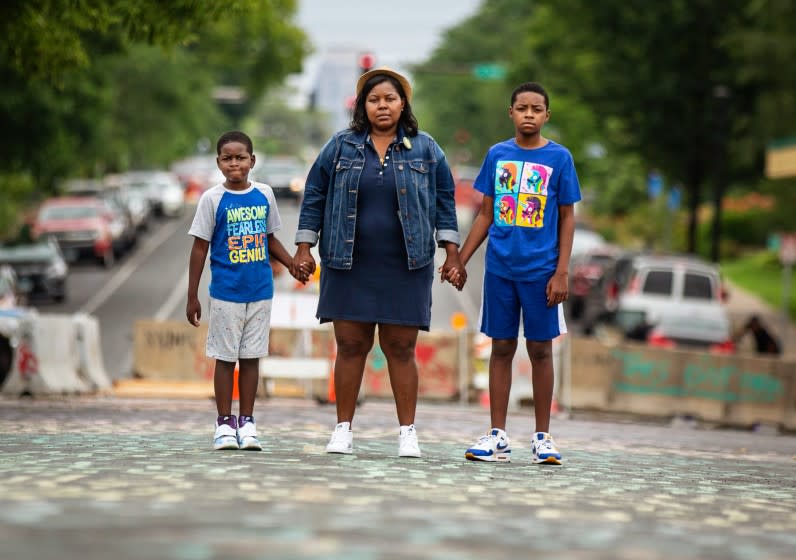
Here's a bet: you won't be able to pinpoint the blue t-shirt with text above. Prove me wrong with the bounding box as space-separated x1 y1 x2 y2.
188 183 281 303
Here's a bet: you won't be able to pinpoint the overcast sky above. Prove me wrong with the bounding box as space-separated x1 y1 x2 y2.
288 0 482 101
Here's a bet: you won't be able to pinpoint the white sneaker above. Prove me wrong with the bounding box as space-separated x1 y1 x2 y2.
464 428 512 462
326 421 353 454
398 424 421 458
532 432 563 465
237 419 262 451
213 420 239 450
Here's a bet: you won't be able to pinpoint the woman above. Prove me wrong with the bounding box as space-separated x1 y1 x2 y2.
294 67 463 458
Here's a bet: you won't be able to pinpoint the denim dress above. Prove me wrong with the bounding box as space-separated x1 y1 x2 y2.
317 136 433 330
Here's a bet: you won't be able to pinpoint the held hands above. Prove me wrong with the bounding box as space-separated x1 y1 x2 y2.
186 297 201 327
439 255 467 291
546 271 569 307
291 246 316 284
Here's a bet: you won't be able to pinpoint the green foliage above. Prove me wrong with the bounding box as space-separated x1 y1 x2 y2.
722 250 796 321
0 0 309 192
97 46 226 172
411 0 525 164
244 91 330 158
0 172 36 240
0 0 229 86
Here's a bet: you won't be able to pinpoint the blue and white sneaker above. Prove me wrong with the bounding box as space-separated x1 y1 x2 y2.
531 432 562 465
465 428 511 462
213 416 239 450
237 417 263 451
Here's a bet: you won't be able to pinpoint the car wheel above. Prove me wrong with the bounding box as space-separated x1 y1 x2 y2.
99 249 115 268
0 336 11 387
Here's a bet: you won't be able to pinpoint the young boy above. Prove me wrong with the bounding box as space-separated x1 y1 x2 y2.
447 83 581 464
187 130 301 451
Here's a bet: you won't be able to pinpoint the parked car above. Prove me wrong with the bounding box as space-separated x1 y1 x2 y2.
61 178 138 251
568 244 623 322
253 156 307 199
33 196 122 267
0 265 18 309
598 254 733 353
0 238 68 303
119 170 185 218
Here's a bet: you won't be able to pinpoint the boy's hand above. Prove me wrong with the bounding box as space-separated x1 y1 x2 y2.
293 245 316 283
289 257 310 283
186 297 202 327
439 255 467 291
546 271 569 307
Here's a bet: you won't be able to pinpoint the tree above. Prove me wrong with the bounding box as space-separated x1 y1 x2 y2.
0 0 308 198
516 0 757 256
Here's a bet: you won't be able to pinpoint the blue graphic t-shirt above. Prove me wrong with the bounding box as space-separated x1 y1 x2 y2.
473 139 581 282
188 183 281 302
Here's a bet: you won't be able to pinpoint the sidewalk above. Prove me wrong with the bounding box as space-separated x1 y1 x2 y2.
0 396 794 560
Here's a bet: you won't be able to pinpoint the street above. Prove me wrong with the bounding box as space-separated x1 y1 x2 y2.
0 397 794 560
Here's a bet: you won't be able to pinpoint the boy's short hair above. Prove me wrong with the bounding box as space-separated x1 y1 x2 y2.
511 82 549 109
216 131 253 155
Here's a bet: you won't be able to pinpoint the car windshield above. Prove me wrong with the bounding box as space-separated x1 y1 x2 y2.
39 205 99 220
0 242 55 263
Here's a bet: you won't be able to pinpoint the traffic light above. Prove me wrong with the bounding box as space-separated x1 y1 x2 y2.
358 52 375 73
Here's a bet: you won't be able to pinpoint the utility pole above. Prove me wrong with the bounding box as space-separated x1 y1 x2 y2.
710 85 731 263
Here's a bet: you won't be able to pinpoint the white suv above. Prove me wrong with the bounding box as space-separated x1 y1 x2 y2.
609 255 734 352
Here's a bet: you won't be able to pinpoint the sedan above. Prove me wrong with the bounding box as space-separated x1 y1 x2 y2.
0 237 68 303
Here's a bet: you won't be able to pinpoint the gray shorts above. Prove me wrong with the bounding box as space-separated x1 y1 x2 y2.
206 297 272 362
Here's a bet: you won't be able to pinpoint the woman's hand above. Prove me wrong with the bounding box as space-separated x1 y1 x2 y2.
293 243 316 283
439 254 467 291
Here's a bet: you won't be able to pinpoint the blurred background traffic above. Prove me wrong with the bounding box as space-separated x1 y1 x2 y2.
0 0 794 382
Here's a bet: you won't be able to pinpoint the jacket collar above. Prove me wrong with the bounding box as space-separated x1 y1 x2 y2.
344 126 407 147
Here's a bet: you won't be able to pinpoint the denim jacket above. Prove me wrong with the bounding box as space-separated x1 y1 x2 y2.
295 128 460 270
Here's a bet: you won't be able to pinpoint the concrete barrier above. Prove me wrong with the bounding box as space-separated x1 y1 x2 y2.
72 313 112 391
363 330 460 400
2 312 89 395
568 336 796 429
133 320 210 381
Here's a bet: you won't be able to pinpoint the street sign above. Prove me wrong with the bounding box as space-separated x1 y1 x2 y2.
647 171 663 200
667 186 681 211
472 63 506 81
765 137 796 179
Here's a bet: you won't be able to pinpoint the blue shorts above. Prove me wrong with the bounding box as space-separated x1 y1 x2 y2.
479 270 567 341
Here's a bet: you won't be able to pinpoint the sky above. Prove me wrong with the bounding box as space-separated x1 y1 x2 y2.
287 0 482 106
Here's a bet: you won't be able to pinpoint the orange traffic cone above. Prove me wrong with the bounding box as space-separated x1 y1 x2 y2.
479 390 490 409
232 364 240 401
550 397 560 416
326 347 337 404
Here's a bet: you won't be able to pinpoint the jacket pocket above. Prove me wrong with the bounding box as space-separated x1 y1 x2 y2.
334 159 355 190
408 160 430 190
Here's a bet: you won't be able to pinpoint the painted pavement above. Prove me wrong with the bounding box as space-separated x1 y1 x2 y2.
0 397 794 560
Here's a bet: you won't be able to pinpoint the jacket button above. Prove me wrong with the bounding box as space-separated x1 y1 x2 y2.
400 189 406 194
399 165 404 170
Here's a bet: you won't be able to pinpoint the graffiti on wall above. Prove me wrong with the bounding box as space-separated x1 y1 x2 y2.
611 350 784 403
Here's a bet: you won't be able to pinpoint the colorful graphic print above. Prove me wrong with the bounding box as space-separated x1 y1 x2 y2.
517 193 546 228
493 160 553 228
495 161 520 194
225 204 269 264
520 162 552 195
495 194 517 226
